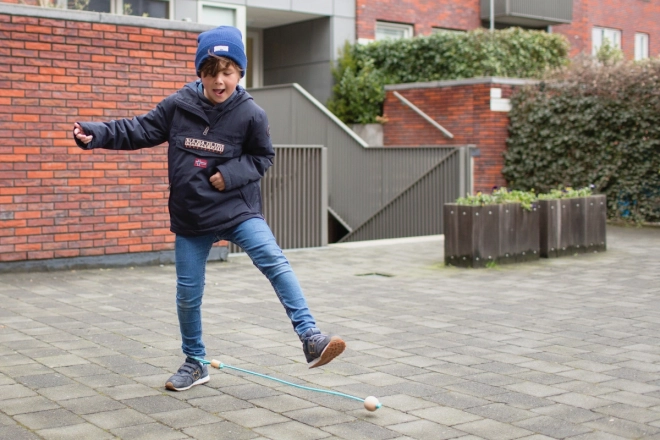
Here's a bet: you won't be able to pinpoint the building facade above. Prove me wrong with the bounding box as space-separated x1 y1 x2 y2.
0 0 655 103
551 0 657 60
0 0 356 103
357 0 656 61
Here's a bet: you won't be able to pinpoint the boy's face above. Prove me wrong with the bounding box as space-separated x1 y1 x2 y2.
201 64 240 105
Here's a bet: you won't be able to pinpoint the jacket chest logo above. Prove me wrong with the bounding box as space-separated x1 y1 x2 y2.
194 158 207 168
185 137 225 154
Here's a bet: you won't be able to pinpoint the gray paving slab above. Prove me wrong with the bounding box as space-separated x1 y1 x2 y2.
0 225 659 439
36 422 116 440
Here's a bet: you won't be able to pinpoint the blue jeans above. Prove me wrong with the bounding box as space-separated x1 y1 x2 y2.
174 217 317 358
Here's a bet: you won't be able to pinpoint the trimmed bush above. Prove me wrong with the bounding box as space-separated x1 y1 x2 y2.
503 58 660 223
327 48 386 125
327 28 569 124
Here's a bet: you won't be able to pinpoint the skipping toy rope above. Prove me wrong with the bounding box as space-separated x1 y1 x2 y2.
192 357 382 411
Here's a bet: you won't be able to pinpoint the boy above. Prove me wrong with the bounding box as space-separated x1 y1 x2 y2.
73 26 345 391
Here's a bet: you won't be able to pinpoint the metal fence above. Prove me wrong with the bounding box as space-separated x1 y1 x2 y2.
248 84 473 243
228 145 327 253
339 146 472 242
480 0 573 24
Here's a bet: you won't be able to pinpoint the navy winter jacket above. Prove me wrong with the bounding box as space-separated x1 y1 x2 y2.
74 82 274 236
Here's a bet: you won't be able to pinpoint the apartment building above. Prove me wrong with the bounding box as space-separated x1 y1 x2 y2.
357 0 655 61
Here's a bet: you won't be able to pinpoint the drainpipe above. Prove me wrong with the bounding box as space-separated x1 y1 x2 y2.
490 0 494 31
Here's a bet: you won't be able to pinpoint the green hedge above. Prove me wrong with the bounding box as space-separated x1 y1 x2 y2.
327 28 569 124
503 58 660 223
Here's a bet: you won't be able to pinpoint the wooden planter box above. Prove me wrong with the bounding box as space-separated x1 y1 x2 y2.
444 203 540 268
538 194 607 258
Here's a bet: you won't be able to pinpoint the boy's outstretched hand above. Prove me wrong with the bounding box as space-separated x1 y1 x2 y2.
210 172 225 191
73 122 93 144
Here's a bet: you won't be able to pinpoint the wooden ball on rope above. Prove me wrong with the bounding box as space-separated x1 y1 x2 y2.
363 396 381 411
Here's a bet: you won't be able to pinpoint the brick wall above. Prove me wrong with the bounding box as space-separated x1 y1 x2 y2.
356 0 481 39
552 0 660 59
383 80 526 194
0 5 224 267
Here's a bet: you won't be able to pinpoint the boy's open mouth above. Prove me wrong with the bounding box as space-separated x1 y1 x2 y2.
212 88 225 96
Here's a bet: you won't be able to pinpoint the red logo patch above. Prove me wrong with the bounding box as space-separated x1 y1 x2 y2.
194 158 207 168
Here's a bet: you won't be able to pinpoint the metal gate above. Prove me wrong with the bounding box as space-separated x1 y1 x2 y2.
228 145 327 253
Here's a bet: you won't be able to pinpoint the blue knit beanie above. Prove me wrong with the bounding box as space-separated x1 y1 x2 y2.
195 26 247 78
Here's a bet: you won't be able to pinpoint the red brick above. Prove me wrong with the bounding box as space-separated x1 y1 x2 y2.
0 89 25 97
104 246 129 254
54 249 80 258
79 109 104 116
13 114 39 122
129 34 152 43
39 18 66 28
0 251 26 262
52 75 78 84
28 250 54 259
92 23 117 32
15 227 41 235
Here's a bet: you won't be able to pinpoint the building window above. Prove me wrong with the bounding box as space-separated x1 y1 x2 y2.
67 0 111 13
200 6 235 26
66 0 170 18
123 0 169 18
375 21 413 41
198 3 246 29
635 33 649 60
592 27 622 55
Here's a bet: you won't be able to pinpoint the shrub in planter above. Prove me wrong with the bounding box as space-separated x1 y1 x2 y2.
536 187 607 257
444 189 540 268
444 187 606 267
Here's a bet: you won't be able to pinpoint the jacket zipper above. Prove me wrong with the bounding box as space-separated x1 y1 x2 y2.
175 99 210 125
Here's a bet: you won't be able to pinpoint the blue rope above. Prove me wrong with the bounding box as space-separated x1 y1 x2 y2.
191 357 381 409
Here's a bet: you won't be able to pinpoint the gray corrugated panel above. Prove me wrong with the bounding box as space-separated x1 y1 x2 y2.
229 145 326 253
481 0 573 23
340 149 463 242
509 0 573 21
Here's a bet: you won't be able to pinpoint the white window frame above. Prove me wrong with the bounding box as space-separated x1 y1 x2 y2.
375 21 413 41
197 2 247 86
63 0 172 18
635 32 649 60
246 29 262 88
198 2 246 31
592 26 622 55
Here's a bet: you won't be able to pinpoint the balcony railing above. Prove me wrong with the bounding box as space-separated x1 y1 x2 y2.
481 0 573 28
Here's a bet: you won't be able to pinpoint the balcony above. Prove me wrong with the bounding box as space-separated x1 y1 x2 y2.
481 0 573 28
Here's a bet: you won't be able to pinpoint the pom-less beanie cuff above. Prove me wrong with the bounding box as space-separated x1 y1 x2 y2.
195 26 247 77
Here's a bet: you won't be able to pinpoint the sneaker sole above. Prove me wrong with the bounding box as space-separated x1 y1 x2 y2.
308 336 346 369
165 375 210 392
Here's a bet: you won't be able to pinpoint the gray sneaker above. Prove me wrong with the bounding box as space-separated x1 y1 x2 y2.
165 357 209 391
301 328 346 368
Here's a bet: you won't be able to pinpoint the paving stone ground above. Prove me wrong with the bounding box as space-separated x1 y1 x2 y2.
0 225 659 440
